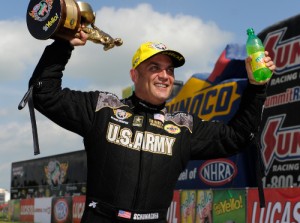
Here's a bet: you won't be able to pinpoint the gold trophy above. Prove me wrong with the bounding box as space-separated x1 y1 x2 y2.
27 0 123 51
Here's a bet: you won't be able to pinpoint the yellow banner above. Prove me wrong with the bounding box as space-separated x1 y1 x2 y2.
166 77 240 121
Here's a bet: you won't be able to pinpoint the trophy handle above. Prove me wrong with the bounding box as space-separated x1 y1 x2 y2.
78 23 123 51
76 1 123 51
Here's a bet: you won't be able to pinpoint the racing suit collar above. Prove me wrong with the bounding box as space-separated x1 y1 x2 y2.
131 92 165 112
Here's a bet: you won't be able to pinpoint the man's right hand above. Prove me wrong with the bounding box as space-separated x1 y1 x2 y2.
69 30 88 46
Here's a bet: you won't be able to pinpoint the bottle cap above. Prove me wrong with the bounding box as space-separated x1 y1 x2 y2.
247 28 255 35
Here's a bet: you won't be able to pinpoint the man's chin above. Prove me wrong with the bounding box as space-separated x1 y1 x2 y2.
156 94 170 103
149 89 171 103
157 89 171 97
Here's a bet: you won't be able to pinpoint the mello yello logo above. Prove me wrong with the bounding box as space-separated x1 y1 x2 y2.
214 195 243 215
166 77 240 121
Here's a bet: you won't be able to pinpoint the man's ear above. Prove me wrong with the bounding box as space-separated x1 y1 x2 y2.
130 69 138 83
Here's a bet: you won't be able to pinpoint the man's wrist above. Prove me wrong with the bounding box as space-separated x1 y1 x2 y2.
53 38 74 51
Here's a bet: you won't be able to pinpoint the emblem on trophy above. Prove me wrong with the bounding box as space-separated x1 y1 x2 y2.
27 0 123 51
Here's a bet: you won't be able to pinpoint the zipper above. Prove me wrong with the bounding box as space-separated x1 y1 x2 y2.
131 111 147 209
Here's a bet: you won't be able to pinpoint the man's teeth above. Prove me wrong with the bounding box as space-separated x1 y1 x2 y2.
156 84 167 88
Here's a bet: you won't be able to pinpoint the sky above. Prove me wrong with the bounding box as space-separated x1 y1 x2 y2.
0 0 299 192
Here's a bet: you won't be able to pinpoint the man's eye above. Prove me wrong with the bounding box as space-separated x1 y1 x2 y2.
149 66 160 72
167 68 174 73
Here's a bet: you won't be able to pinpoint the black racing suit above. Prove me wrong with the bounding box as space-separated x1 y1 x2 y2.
29 40 267 222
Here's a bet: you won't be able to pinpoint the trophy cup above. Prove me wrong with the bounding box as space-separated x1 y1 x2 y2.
26 0 123 50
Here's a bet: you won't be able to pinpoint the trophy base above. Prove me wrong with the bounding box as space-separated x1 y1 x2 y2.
27 0 81 40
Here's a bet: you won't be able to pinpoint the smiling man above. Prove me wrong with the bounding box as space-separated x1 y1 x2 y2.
130 42 184 105
26 30 275 223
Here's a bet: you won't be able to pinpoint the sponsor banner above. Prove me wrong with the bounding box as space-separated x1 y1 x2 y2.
20 198 34 222
167 190 181 223
11 150 87 199
34 197 52 223
175 154 257 189
51 197 72 223
195 190 213 223
8 199 20 221
72 195 86 223
180 190 196 223
212 189 246 223
166 76 246 122
257 14 300 188
247 187 300 223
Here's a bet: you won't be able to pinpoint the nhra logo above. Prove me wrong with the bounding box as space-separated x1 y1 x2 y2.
166 79 240 121
261 114 300 173
199 159 237 186
264 27 300 75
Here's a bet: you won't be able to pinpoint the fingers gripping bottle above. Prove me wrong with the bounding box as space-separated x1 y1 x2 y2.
246 28 272 81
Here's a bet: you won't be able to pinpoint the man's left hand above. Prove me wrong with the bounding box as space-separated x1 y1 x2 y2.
245 51 276 85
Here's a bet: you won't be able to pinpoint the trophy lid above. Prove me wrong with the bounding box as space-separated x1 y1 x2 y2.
26 0 81 40
76 1 95 25
27 0 63 40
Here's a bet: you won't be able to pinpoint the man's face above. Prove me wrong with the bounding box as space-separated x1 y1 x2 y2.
130 54 175 105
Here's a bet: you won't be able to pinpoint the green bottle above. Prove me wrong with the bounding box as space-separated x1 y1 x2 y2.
246 28 272 81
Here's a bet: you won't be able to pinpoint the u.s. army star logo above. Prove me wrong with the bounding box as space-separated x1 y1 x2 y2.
133 116 143 127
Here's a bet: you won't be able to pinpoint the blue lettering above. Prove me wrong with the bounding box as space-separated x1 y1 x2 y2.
202 89 217 115
179 97 191 111
216 86 232 112
190 94 204 115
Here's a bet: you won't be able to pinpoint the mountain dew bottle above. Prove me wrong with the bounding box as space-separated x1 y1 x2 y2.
246 28 272 81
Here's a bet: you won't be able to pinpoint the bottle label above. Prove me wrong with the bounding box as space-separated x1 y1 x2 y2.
250 51 266 72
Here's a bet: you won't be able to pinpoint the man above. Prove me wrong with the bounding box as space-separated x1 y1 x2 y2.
27 30 275 222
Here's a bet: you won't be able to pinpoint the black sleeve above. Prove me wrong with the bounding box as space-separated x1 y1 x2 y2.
190 82 267 160
29 39 99 137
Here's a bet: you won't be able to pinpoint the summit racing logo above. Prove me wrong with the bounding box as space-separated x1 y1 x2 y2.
264 28 300 75
264 86 300 108
166 79 240 121
261 114 300 173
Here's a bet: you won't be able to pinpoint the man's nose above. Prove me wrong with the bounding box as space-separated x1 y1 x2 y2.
158 69 168 78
